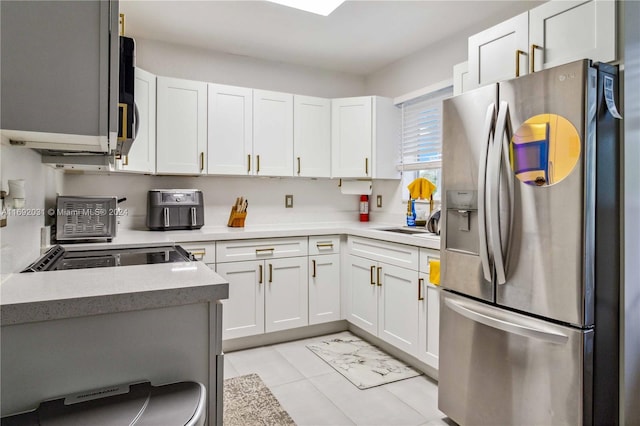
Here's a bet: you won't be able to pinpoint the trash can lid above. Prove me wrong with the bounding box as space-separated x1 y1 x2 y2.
2 381 206 426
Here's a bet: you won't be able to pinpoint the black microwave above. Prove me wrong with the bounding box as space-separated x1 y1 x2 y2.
118 35 136 156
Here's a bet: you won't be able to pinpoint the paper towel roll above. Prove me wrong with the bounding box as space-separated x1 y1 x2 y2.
340 180 372 195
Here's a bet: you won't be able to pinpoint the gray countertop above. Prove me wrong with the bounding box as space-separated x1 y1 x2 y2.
1 261 229 326
0 221 439 326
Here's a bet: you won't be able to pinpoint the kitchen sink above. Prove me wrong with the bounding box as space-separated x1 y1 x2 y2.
377 226 435 235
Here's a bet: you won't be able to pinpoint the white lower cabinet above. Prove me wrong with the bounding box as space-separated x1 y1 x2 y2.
346 255 379 335
309 253 341 325
265 257 308 332
378 263 420 356
417 248 441 369
215 238 308 340
216 260 264 340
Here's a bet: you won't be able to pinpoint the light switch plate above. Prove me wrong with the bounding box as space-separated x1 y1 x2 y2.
285 194 293 208
376 195 383 208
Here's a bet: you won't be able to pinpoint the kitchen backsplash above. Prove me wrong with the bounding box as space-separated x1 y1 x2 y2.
62 173 407 229
0 143 63 276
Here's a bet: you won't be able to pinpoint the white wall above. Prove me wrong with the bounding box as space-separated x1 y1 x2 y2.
365 36 467 98
0 142 63 276
135 37 366 98
62 173 405 229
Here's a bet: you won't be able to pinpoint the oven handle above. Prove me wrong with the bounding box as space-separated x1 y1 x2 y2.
163 207 170 228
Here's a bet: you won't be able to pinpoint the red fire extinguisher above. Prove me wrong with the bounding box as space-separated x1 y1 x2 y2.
360 195 369 222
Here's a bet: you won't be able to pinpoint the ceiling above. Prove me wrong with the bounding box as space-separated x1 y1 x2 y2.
120 0 544 75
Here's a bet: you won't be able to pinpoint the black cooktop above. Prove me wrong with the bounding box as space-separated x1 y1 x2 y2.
22 245 193 272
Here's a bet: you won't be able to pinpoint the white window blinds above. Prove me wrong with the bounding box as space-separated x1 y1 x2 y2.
399 86 453 171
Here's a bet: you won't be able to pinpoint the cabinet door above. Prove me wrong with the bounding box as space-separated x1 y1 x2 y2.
265 257 308 332
156 77 207 174
346 255 378 335
309 254 341 325
529 0 616 72
121 68 156 173
331 97 372 178
377 263 419 356
453 62 470 96
294 95 331 177
207 84 253 175
253 89 293 176
216 261 264 339
467 12 529 90
418 272 440 369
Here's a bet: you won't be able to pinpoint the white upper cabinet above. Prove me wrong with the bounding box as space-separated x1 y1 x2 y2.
331 96 400 179
120 68 156 174
156 76 207 174
528 0 616 72
468 12 529 90
207 84 253 175
468 0 616 90
294 95 331 178
253 89 294 177
452 62 471 96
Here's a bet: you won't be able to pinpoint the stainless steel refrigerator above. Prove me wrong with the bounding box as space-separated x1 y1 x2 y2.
438 59 620 426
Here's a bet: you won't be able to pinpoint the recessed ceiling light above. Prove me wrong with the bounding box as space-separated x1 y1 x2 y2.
265 0 346 16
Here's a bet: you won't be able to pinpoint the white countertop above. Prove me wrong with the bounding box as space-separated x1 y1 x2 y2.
0 221 439 326
64 222 441 251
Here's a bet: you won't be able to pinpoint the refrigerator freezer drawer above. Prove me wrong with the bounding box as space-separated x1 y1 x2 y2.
439 291 593 426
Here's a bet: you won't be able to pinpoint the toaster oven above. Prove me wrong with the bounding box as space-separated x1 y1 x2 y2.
55 196 118 242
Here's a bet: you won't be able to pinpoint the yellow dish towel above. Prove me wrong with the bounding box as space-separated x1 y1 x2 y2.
429 259 440 286
407 177 436 200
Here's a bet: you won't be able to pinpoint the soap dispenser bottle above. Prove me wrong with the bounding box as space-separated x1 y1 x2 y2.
406 199 416 226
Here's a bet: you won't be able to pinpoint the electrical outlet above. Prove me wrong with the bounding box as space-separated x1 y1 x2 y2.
376 195 383 208
285 194 294 208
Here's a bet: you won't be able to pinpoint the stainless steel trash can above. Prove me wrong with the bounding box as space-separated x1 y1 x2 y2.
1 381 206 426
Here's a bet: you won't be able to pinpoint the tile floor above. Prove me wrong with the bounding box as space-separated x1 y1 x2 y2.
224 332 452 426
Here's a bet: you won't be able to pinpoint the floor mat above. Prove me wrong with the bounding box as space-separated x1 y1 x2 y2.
224 373 296 425
306 332 422 389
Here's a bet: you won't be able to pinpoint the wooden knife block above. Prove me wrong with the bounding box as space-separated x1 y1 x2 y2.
227 207 247 227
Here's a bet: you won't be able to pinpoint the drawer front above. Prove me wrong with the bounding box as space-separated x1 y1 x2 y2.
216 237 308 263
419 248 440 274
308 235 341 255
179 242 216 264
348 236 418 270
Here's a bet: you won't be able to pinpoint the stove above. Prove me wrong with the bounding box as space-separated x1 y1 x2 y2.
22 245 193 272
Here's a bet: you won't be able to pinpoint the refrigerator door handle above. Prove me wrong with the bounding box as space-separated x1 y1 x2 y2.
490 101 515 285
478 103 496 282
445 298 569 344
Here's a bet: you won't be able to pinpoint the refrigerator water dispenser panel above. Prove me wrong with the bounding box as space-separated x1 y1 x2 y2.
445 190 479 255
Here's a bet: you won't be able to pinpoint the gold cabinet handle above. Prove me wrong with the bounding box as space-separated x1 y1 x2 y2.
190 249 206 260
269 263 273 283
297 157 301 175
257 155 260 173
365 158 369 175
312 259 317 278
255 248 275 255
316 242 334 249
247 154 251 173
530 44 542 74
200 152 205 172
515 50 526 77
119 13 125 36
122 155 129 166
370 265 376 285
418 278 424 301
259 264 263 284
377 266 382 286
